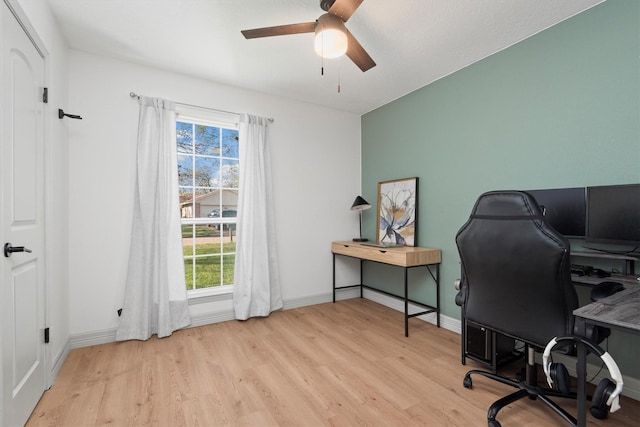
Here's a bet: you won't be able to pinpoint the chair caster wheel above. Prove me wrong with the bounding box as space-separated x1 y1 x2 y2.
488 420 501 427
463 375 472 388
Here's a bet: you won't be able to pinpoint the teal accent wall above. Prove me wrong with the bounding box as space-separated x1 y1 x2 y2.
361 1 639 377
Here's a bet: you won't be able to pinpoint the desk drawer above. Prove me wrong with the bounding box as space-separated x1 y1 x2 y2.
332 242 405 266
332 242 441 267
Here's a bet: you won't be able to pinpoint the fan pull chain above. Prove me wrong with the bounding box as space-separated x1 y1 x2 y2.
338 56 342 93
320 24 325 76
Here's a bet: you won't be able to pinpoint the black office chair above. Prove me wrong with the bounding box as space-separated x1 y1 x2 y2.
455 191 613 427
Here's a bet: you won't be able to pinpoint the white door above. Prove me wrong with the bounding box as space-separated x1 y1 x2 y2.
1 2 47 426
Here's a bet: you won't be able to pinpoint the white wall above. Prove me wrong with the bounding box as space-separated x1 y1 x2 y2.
67 51 362 339
14 0 70 380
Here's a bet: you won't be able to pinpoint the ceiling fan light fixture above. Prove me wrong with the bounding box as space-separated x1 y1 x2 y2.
314 13 347 59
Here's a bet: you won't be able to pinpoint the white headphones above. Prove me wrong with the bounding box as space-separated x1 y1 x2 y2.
543 336 623 417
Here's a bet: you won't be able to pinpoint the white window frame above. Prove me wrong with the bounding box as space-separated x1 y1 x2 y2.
176 105 240 298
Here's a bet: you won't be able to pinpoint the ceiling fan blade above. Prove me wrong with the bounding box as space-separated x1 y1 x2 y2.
345 29 376 72
328 0 364 22
241 22 316 39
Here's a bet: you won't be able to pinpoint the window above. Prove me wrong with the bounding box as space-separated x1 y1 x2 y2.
176 111 239 293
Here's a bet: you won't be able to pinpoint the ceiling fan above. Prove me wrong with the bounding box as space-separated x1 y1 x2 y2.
241 0 376 72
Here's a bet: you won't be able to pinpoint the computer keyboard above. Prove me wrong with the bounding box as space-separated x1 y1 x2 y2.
570 264 593 276
570 264 611 278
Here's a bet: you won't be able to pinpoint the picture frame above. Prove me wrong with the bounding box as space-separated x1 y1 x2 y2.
376 177 418 246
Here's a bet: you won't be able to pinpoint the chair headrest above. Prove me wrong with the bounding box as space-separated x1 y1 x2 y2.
471 190 544 218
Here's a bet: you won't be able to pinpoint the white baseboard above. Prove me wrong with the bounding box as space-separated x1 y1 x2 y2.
65 288 638 401
67 313 238 348
66 290 357 349
69 327 117 348
189 310 235 327
47 342 71 389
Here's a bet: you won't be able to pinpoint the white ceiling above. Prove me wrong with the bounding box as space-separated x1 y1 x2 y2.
46 0 604 114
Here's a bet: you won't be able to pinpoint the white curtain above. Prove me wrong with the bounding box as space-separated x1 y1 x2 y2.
116 97 191 341
233 114 283 320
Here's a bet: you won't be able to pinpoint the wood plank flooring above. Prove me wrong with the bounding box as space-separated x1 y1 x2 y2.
27 299 639 426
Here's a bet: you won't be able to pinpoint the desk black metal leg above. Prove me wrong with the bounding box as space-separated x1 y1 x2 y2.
360 259 364 298
436 265 440 327
404 267 409 337
332 253 336 303
460 316 466 365
576 318 588 427
425 265 441 328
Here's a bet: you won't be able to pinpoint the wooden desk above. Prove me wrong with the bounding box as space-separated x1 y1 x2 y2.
332 241 442 337
573 284 640 427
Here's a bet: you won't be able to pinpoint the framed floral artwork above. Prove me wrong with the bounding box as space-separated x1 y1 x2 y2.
376 177 418 246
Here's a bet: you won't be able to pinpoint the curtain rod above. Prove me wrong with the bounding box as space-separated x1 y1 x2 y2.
129 92 274 123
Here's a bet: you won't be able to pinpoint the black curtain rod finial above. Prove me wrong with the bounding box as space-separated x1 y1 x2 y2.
58 109 82 120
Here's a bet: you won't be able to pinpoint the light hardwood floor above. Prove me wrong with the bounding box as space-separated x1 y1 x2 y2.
27 299 639 426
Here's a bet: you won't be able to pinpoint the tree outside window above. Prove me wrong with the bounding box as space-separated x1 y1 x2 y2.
177 119 239 291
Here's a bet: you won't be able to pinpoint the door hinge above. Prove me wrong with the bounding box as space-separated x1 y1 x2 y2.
42 87 48 103
44 327 50 344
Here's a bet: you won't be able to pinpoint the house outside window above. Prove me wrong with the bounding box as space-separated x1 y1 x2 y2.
176 108 239 294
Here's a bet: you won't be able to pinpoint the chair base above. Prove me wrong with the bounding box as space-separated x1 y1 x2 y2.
464 357 579 427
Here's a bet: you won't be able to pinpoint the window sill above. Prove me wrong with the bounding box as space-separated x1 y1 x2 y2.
188 285 233 305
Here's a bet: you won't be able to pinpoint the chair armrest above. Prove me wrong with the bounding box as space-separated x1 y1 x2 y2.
455 279 466 306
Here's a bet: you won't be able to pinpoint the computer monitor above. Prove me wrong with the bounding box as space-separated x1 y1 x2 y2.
586 184 640 246
526 187 586 238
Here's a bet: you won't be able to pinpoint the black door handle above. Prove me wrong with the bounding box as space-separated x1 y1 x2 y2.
4 242 32 258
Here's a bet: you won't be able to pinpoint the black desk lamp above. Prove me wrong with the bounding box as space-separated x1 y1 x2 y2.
351 196 371 242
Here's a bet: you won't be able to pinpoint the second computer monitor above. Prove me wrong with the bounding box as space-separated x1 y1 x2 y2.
586 184 640 246
527 187 586 238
